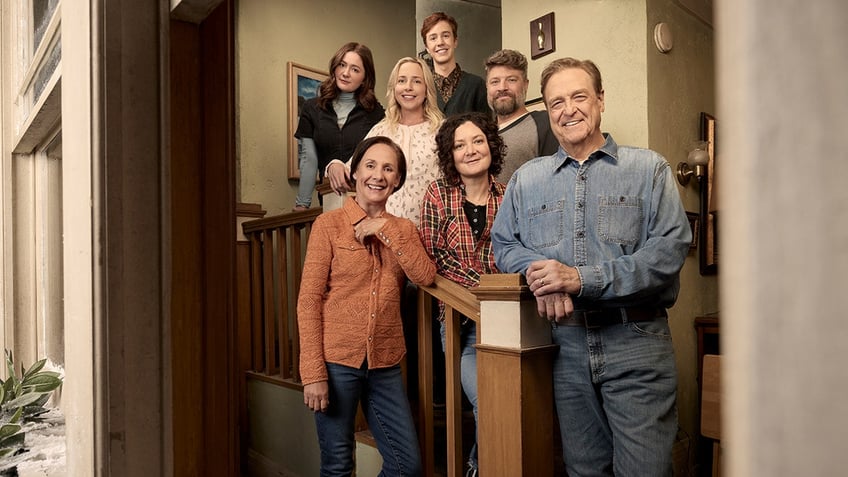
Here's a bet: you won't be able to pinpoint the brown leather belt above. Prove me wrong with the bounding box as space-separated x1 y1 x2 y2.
560 307 667 328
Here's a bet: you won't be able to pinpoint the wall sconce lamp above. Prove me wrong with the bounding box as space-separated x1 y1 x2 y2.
676 141 710 186
676 139 717 275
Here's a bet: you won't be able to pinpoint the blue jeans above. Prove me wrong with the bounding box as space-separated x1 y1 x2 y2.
552 317 678 477
295 139 318 207
315 362 422 477
439 319 478 469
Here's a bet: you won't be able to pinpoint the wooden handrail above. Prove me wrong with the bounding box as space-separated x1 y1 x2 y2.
242 207 322 233
419 275 480 323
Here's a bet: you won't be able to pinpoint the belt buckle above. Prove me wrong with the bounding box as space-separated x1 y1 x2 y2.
583 310 605 329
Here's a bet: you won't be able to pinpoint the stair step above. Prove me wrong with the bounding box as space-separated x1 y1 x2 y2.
355 429 377 448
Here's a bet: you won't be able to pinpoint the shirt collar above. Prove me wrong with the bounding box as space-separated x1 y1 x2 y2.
434 62 463 81
554 132 619 169
453 175 504 197
343 196 368 225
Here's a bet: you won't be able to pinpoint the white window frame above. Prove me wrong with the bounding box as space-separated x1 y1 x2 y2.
12 0 62 153
2 0 63 369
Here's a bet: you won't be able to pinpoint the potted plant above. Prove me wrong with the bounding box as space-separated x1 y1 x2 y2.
0 350 63 459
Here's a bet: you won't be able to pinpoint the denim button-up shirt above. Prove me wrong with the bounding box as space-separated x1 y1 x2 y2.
492 133 691 310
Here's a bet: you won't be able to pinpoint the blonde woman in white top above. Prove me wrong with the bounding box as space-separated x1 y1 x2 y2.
327 57 443 225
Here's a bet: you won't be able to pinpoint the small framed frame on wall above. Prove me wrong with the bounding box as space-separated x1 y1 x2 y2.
686 212 700 251
525 97 545 112
530 12 555 59
287 62 328 180
700 112 718 275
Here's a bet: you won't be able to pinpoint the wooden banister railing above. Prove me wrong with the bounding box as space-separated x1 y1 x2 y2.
242 207 322 387
417 275 481 477
240 207 494 476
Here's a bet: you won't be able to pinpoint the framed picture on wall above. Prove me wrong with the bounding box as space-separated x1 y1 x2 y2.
287 62 328 180
526 97 546 112
700 112 718 274
530 12 556 59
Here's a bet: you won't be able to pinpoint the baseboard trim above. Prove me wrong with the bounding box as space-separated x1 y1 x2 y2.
247 448 300 477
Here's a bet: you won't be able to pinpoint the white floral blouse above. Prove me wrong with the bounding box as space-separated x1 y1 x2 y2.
364 120 442 227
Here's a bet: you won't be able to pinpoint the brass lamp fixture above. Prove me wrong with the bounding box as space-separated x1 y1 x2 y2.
676 141 710 186
676 140 717 275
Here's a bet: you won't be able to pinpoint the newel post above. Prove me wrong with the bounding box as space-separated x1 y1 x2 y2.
471 274 558 476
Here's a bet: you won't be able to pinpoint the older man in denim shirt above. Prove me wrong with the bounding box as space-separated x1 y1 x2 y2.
492 58 691 477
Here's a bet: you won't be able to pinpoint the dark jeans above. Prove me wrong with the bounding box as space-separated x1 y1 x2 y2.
315 362 422 476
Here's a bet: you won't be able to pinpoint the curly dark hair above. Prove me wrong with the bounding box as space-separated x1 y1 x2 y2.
435 112 505 184
349 136 407 192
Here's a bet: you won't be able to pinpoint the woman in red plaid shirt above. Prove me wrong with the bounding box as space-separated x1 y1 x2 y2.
419 111 506 477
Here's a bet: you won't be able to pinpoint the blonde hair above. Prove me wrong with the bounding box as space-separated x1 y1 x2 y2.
383 57 444 134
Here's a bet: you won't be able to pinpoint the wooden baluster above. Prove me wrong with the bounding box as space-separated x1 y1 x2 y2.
276 226 289 379
417 289 435 477
444 305 464 477
262 229 277 375
248 232 264 372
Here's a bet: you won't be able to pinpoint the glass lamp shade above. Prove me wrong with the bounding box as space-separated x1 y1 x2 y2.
688 147 710 166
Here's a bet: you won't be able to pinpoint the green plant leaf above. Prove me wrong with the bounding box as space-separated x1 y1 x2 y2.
23 358 46 380
0 447 12 458
0 429 25 448
24 370 59 381
5 350 14 379
0 384 4 405
26 393 50 409
3 378 16 403
0 423 21 440
23 374 62 392
10 406 23 423
4 391 45 410
22 394 50 417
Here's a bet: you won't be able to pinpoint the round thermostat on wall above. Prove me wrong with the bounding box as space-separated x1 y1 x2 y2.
654 22 673 53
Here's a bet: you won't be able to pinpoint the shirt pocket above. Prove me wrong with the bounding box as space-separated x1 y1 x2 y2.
597 195 642 245
527 200 564 249
332 241 370 280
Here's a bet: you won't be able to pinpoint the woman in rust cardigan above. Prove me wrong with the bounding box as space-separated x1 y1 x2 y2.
297 135 435 476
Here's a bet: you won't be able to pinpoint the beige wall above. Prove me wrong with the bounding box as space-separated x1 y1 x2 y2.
247 379 320 476
647 0 718 443
502 0 719 463
502 0 650 147
236 0 416 216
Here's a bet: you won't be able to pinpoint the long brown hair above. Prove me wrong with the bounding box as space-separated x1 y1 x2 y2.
317 42 379 112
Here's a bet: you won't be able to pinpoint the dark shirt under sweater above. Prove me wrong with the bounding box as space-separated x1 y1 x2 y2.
295 98 385 178
434 65 490 117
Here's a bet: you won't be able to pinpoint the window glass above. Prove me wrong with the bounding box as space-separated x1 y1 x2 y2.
33 0 60 51
33 37 60 104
